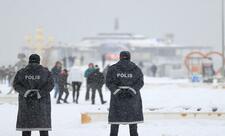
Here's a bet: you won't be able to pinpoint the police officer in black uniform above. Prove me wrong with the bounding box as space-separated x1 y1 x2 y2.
106 51 144 136
13 54 54 136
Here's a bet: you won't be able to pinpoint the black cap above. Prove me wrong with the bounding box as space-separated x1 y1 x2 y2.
120 51 131 60
29 54 40 64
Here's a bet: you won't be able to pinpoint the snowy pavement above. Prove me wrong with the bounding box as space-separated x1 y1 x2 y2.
1 77 225 136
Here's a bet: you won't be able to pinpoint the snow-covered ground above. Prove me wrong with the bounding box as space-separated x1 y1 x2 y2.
0 77 225 136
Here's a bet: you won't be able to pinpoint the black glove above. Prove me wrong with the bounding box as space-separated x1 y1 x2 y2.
117 89 133 99
24 89 41 100
27 92 37 98
27 91 37 98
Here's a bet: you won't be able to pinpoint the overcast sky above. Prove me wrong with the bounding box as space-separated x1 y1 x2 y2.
0 0 222 65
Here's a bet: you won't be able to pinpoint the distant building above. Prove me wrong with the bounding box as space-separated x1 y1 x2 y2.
22 31 212 78
71 33 211 78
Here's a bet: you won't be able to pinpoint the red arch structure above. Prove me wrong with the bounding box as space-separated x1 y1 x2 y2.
184 51 225 75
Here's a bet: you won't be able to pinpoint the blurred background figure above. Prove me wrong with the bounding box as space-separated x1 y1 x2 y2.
84 63 95 101
102 54 106 68
150 64 158 77
57 69 69 104
1 53 40 95
7 54 27 94
68 65 83 104
51 61 62 99
14 53 27 71
0 66 4 84
88 65 106 105
7 53 28 94
103 64 111 91
0 66 7 84
80 56 84 66
202 58 215 83
6 65 16 86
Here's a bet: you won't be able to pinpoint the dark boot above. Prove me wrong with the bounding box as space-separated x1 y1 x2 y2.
129 124 138 136
64 89 69 103
110 124 119 136
102 100 107 104
22 131 31 136
57 88 63 103
40 131 49 136
64 100 69 104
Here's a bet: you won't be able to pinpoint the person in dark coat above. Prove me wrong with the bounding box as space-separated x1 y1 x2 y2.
57 69 70 104
106 51 144 136
84 63 95 101
13 54 54 136
51 61 62 98
88 65 107 105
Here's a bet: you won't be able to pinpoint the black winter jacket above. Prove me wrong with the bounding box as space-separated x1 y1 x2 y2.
88 70 104 89
106 60 144 124
13 64 54 131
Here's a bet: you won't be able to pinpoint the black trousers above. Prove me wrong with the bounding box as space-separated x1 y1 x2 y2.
57 86 69 102
22 131 48 136
72 81 82 102
91 87 105 104
110 124 138 136
85 83 91 100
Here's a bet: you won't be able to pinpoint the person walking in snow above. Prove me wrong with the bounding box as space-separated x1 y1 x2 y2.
51 61 62 98
88 65 107 105
68 66 83 104
57 69 70 104
84 63 95 101
106 51 144 136
13 54 54 136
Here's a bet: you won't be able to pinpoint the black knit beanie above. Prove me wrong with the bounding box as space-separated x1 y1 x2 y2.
29 54 40 64
120 51 131 60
